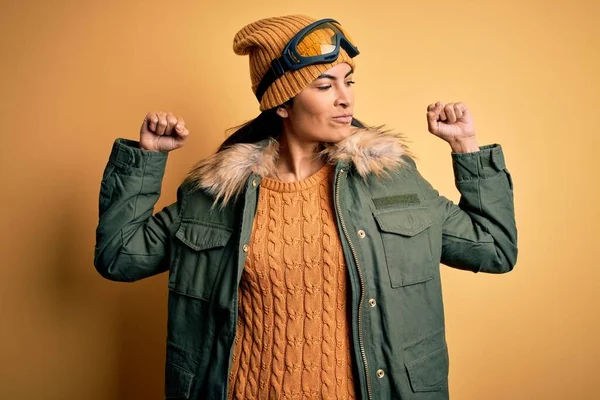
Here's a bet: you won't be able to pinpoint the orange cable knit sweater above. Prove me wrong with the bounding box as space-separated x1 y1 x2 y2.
227 163 356 400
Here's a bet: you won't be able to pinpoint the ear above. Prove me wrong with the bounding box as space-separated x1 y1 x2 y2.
276 105 290 119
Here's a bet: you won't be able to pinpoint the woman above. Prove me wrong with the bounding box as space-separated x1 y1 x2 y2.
94 15 517 400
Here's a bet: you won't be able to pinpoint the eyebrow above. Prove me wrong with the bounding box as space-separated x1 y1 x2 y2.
315 68 354 80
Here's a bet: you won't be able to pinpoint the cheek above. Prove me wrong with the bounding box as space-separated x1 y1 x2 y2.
294 103 329 128
289 92 351 139
305 112 331 133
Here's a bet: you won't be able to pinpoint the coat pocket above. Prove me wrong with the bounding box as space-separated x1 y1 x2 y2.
406 346 449 392
165 362 195 399
403 328 449 393
165 341 198 399
373 207 435 287
170 219 233 301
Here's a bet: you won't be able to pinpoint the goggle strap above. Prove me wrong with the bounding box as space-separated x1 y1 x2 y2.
255 62 279 102
270 58 285 77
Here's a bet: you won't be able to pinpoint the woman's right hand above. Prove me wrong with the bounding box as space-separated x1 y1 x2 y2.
139 111 189 152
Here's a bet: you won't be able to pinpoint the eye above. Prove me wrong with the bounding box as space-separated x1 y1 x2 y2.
317 85 331 91
345 80 355 86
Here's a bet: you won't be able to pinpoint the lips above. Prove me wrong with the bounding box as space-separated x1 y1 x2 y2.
333 115 353 124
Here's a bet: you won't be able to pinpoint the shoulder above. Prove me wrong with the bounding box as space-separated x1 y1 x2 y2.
175 179 239 227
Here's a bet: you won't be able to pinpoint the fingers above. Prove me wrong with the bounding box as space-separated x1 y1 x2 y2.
426 102 443 131
426 101 470 136
426 102 467 124
427 101 446 121
426 109 439 133
173 117 190 143
164 114 179 136
144 112 159 132
426 102 440 133
437 102 446 121
143 112 186 136
454 102 469 119
445 104 456 123
445 102 468 123
174 117 185 133
155 112 169 135
454 103 463 119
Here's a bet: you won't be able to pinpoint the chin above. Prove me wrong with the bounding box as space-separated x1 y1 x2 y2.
307 125 353 144
328 126 353 143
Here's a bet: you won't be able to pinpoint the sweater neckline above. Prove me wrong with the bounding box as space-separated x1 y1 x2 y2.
260 163 334 193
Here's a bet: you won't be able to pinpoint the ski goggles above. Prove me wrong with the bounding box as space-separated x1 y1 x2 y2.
255 18 360 102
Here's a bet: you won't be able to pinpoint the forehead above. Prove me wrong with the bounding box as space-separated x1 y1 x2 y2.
317 63 354 78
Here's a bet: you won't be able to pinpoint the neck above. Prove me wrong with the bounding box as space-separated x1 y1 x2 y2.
273 131 325 182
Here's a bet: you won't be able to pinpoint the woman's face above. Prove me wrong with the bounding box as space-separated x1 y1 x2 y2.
277 62 355 144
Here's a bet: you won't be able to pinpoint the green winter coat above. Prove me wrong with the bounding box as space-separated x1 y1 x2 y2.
94 127 517 400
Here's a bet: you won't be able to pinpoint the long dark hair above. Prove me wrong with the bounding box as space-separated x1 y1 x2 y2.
218 100 367 152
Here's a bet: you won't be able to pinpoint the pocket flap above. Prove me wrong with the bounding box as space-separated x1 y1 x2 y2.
175 220 232 251
165 362 195 399
373 208 432 237
405 345 449 392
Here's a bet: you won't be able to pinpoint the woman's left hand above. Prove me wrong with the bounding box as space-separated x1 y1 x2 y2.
426 101 479 153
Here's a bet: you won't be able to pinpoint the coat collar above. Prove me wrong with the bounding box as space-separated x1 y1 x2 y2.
184 126 411 206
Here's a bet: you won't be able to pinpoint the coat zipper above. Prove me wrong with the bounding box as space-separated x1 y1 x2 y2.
334 168 373 400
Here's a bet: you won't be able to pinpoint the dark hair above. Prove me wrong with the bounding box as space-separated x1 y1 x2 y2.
218 99 368 152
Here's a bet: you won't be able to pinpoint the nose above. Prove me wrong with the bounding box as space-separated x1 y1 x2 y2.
334 83 352 108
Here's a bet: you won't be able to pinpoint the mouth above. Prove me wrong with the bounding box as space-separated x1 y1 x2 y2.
332 115 353 124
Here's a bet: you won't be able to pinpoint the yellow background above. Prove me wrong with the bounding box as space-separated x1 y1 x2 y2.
1 0 598 398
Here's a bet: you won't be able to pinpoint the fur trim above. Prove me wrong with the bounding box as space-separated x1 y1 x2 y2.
185 126 410 206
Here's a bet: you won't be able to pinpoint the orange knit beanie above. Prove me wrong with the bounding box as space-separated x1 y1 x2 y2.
233 15 357 111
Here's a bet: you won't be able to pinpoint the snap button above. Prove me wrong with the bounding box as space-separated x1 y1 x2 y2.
242 244 249 253
252 179 258 188
376 369 385 378
357 230 366 239
368 298 376 307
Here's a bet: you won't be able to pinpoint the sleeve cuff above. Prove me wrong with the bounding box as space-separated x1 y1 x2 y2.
109 138 168 169
452 144 506 181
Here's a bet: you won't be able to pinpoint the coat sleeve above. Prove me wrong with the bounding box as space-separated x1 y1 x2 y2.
93 138 184 282
409 144 518 273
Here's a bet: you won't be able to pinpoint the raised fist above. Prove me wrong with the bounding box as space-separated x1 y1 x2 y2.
140 111 189 152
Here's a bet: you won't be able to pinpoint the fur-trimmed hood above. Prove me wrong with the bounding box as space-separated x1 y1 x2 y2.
185 126 411 206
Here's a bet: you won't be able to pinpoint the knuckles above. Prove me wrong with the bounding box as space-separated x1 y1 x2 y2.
144 111 186 129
